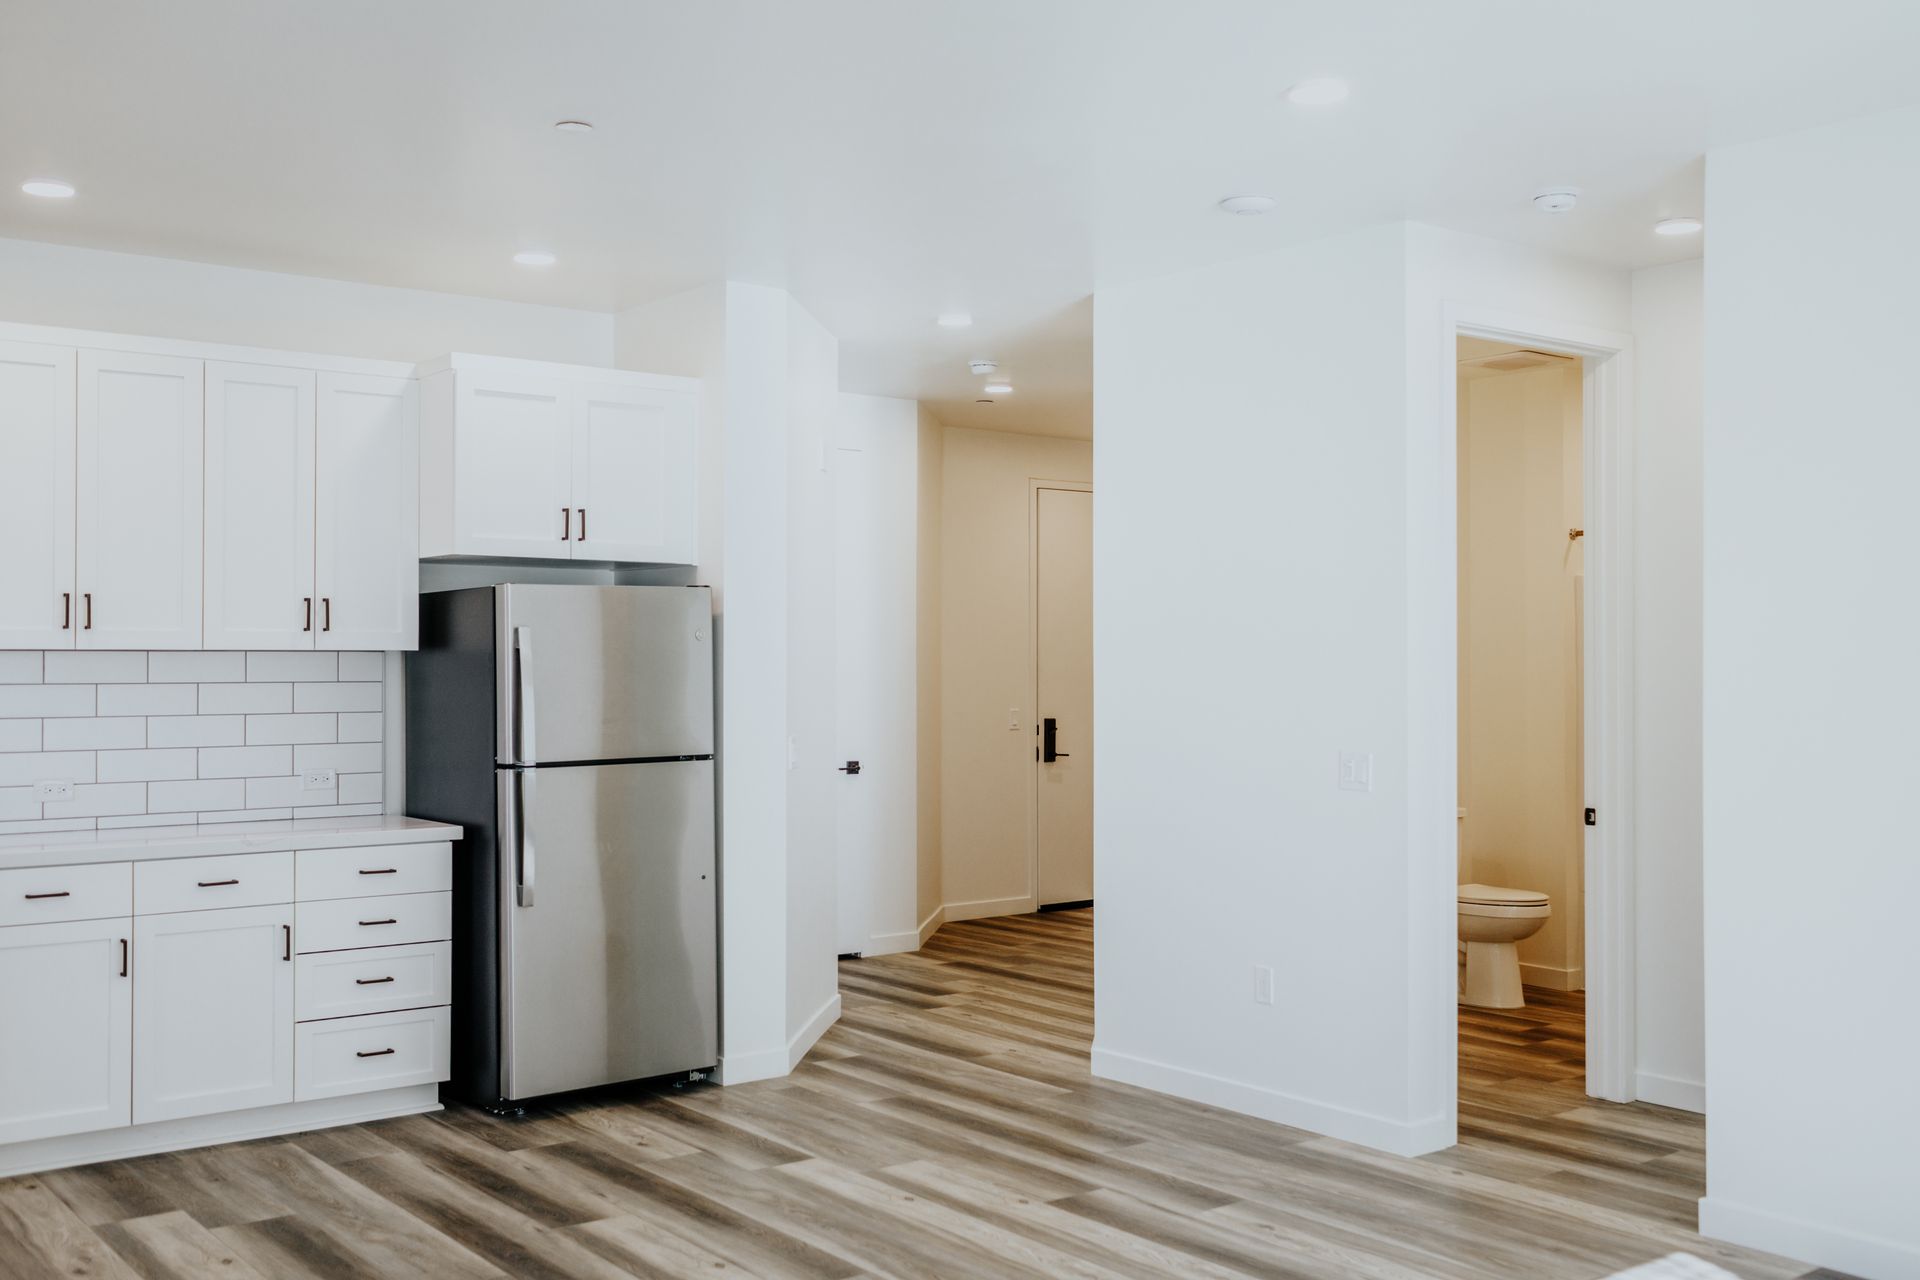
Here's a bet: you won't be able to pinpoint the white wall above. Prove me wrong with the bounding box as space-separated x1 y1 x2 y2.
1631 259 1705 1114
939 426 1093 919
0 237 613 366
916 406 946 933
1698 106 1920 1279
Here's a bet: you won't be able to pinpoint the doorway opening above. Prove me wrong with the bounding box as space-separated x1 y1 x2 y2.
1456 338 1588 1090
1030 480 1093 911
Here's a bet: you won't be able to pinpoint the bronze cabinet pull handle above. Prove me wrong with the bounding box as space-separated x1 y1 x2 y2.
24 891 72 900
359 918 397 927
578 507 586 541
355 976 395 985
120 939 129 978
62 592 71 630
198 878 240 888
561 507 571 540
356 1048 396 1058
358 868 398 876
304 597 313 631
322 597 331 632
83 592 92 629
283 924 292 961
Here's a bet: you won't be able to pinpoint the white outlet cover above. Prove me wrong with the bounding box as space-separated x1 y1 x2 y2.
1338 751 1374 793
1254 965 1275 1006
32 779 74 800
302 770 337 790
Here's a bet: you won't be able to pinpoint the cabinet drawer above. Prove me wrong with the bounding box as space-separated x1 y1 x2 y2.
295 1005 450 1101
296 891 450 954
0 862 132 927
296 941 451 1022
135 851 293 915
296 842 451 902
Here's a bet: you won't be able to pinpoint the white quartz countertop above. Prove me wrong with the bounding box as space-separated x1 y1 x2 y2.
0 815 463 871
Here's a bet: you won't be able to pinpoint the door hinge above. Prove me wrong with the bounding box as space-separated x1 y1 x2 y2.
1584 807 1597 827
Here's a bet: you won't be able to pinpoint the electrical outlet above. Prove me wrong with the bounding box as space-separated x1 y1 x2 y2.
301 770 336 791
33 779 74 801
1254 965 1275 1006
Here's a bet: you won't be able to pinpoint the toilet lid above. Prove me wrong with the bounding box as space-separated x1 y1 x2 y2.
1457 883 1549 907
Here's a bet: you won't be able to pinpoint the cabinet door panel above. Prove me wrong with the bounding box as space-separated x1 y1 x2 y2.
204 363 315 650
77 351 204 649
133 904 293 1124
0 341 77 648
316 373 418 650
570 384 697 565
452 373 572 558
0 918 131 1144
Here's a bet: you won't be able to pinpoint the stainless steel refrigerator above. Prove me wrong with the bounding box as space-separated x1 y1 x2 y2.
406 584 717 1107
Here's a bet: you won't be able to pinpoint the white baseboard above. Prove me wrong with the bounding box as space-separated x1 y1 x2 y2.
942 894 1035 923
715 1045 787 1085
917 903 945 946
1700 1195 1920 1279
1518 961 1585 992
863 928 921 957
0 1085 440 1178
1634 1071 1705 1114
787 991 842 1071
1090 1043 1452 1158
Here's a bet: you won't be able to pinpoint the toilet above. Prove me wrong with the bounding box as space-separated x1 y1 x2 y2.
1457 884 1551 1009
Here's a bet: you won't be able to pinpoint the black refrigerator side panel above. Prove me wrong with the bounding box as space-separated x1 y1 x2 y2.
405 587 502 1105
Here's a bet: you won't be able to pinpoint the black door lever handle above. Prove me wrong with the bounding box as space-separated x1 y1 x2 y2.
837 761 862 775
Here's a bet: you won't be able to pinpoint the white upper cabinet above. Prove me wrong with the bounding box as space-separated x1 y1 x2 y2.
316 373 419 650
77 351 205 649
0 341 77 648
204 362 317 650
420 355 700 566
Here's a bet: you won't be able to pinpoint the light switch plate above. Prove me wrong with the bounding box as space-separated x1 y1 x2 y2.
1338 751 1373 793
1254 965 1275 1005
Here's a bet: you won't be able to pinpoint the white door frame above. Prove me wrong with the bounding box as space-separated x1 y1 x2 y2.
1027 477 1094 912
1441 306 1637 1109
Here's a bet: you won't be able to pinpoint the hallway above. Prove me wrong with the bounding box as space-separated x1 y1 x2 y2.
0 911 1819 1278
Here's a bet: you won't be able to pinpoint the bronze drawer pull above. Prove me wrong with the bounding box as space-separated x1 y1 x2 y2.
356 1048 396 1058
24 891 72 900
355 976 395 985
358 868 398 876
359 918 397 927
198 879 241 888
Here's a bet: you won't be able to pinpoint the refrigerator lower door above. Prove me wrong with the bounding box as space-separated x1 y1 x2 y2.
498 760 717 1100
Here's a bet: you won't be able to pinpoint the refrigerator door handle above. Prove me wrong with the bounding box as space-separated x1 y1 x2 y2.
513 626 538 765
518 770 537 908
498 767 535 909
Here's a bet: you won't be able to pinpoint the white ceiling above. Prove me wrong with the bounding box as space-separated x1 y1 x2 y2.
5 1 1919 440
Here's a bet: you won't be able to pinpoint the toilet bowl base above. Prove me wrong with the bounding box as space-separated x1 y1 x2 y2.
1462 940 1526 1009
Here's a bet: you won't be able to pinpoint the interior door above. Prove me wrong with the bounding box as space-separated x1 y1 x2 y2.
570 383 697 564
316 372 419 650
832 441 875 954
203 362 316 650
453 371 573 559
0 340 77 648
499 760 717 1099
1035 486 1094 907
0 918 131 1145
76 350 204 649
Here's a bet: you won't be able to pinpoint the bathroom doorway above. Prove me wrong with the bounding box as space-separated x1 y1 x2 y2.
1456 338 1588 1087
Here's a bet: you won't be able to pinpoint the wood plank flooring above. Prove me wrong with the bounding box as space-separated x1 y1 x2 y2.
0 909 1831 1279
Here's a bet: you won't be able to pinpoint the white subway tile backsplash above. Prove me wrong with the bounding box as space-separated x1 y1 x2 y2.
0 654 42 684
246 713 337 745
0 752 98 787
0 685 94 717
294 682 381 713
148 651 247 683
0 650 386 833
96 748 198 783
43 717 145 750
247 651 337 683
148 778 247 814
43 651 146 684
200 682 292 715
198 745 293 778
97 684 197 717
148 715 246 748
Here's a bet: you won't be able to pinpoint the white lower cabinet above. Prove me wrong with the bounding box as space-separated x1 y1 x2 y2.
0 918 132 1145
296 1006 451 1102
133 904 295 1124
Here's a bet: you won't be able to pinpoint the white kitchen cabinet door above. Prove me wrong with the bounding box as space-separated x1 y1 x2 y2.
0 341 77 648
0 918 132 1145
77 351 204 649
452 371 573 559
204 363 316 650
133 904 294 1124
570 383 698 564
317 373 419 650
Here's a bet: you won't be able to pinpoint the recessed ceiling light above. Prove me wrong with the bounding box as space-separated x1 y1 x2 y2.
21 179 75 199
513 250 557 267
1283 77 1349 106
937 312 973 328
1653 217 1703 236
1218 194 1276 215
1533 187 1580 214
553 120 594 133
983 383 1013 395
968 359 999 375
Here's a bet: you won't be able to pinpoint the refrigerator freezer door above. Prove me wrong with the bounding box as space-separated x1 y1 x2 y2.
498 760 717 1099
494 584 714 765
